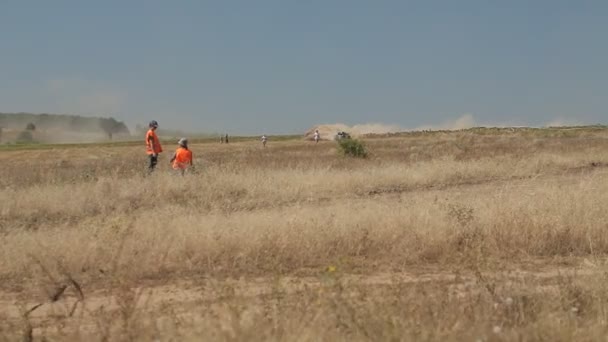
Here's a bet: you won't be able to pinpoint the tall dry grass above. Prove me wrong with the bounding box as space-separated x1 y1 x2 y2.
1 129 608 340
2 168 607 281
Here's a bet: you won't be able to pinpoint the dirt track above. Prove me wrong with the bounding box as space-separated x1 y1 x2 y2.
2 262 604 322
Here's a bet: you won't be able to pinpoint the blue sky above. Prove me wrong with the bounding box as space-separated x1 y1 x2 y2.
1 0 606 134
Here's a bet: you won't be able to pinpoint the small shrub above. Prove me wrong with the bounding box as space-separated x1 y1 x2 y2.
338 139 367 158
26 122 36 131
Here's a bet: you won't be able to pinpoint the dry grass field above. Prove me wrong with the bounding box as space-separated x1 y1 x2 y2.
2 127 608 341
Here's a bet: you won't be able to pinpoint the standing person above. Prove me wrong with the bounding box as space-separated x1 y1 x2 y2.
170 138 193 175
261 134 267 147
313 129 320 143
146 120 163 173
225 134 229 144
220 135 224 144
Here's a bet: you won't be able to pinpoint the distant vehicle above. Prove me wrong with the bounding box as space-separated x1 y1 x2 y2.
335 131 351 140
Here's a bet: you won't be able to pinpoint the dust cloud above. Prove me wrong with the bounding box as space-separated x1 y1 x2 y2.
304 114 479 140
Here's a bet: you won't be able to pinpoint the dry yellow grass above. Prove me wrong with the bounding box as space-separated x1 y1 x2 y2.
1 128 608 341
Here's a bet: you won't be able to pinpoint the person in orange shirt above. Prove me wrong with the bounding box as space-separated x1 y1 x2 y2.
146 120 163 173
170 138 194 175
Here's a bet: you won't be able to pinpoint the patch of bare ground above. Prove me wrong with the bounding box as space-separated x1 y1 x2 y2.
2 264 608 341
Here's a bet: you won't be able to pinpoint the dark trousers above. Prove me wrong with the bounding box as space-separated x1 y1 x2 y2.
148 154 158 172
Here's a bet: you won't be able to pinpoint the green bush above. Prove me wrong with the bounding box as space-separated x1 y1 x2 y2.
338 139 368 158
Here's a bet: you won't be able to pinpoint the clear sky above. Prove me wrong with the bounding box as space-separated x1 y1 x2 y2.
1 0 606 134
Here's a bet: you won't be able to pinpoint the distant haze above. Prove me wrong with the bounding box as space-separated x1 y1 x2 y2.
305 113 595 140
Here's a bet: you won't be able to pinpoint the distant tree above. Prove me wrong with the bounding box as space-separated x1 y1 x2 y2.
100 118 129 140
26 122 36 131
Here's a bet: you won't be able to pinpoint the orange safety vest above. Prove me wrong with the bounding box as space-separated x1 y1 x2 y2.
172 147 193 169
146 129 163 154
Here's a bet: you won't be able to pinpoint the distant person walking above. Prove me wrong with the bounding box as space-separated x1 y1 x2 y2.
225 134 229 144
261 134 268 147
313 130 320 143
146 120 163 173
170 138 193 175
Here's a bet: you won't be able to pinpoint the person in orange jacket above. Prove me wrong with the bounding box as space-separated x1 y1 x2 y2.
146 120 163 173
170 138 194 175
